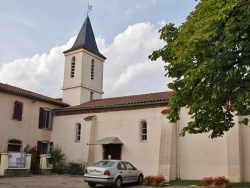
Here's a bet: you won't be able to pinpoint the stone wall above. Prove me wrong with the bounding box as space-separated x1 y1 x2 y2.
4 169 30 177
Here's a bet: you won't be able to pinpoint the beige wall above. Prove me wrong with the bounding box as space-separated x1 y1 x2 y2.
177 107 250 182
52 105 250 182
0 91 60 152
178 107 228 180
62 49 104 105
240 116 250 182
52 107 174 178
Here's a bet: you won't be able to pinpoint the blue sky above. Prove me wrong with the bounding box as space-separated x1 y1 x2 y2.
0 0 198 98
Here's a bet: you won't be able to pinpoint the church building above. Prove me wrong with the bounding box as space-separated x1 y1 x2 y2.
1 16 250 182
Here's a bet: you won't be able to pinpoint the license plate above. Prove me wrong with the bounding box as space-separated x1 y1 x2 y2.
90 169 101 174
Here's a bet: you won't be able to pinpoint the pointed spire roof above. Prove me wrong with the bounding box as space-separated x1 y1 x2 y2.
64 16 106 59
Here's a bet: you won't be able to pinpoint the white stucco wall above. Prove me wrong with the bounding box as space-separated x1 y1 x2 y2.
240 116 250 182
52 107 174 177
178 107 228 180
62 49 104 105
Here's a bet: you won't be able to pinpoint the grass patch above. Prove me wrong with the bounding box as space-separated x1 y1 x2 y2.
228 182 250 187
169 180 250 187
170 180 201 186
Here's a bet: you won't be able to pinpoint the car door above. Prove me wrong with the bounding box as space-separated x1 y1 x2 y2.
117 161 130 183
124 161 138 182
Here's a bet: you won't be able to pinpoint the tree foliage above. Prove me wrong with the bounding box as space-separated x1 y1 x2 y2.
149 0 250 138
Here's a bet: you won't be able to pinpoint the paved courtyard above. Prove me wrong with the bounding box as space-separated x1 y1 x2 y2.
0 175 199 188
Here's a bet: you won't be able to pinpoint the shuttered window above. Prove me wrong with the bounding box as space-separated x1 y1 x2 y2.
38 107 52 130
13 101 23 121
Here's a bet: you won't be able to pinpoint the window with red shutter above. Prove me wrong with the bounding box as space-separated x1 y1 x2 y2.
13 101 23 121
38 107 52 130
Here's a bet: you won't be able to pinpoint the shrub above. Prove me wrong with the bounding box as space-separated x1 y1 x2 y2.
144 175 165 186
24 145 39 173
144 176 154 185
66 161 84 175
49 145 66 173
201 176 230 186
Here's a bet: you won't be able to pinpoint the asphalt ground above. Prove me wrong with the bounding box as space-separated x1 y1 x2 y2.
0 175 201 188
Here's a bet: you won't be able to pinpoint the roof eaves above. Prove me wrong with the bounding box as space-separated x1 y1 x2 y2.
55 100 168 113
0 86 69 107
63 46 106 60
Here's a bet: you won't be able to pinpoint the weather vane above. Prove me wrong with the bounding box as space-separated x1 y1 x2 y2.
85 3 92 16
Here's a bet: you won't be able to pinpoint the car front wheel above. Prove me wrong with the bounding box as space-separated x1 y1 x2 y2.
113 177 122 188
88 182 96 187
137 174 143 185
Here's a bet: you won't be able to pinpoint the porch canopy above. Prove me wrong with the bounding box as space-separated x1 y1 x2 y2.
87 136 123 145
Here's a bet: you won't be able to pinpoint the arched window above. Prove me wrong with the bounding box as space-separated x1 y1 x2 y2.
70 56 75 78
90 91 94 101
140 120 147 141
75 123 81 142
91 59 95 80
8 139 22 152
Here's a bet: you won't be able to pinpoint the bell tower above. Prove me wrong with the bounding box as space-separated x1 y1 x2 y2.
62 16 106 105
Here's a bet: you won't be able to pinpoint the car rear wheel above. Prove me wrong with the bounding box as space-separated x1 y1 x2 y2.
88 182 96 187
137 174 143 185
113 177 122 188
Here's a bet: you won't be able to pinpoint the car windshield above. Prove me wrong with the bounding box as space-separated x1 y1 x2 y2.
93 161 115 167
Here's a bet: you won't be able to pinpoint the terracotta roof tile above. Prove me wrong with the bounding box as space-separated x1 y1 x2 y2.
55 91 172 115
84 115 96 121
161 108 171 114
0 83 69 107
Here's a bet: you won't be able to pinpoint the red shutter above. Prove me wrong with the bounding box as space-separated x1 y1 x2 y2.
13 101 18 119
13 101 23 121
17 102 23 121
38 107 44 129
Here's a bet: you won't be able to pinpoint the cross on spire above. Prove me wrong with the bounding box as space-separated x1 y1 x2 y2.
86 3 92 16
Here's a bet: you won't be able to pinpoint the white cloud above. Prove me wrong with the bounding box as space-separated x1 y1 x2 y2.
158 20 166 27
0 22 171 99
0 37 75 98
102 22 170 97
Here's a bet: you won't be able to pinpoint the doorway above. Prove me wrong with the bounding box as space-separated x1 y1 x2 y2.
103 144 122 160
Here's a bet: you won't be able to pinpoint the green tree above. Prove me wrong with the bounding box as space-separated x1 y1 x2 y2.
150 0 250 138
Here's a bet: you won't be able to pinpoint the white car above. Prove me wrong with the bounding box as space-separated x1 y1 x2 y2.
84 160 144 188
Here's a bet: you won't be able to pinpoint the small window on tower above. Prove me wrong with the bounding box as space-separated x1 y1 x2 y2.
71 56 75 78
91 59 95 80
90 91 94 100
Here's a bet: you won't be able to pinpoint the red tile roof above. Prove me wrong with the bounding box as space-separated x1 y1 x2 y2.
0 83 69 107
55 91 172 115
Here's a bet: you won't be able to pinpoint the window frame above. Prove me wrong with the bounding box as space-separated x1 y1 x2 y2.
75 123 81 142
91 59 95 80
38 107 52 130
7 139 22 152
70 56 75 78
140 120 147 141
90 91 94 101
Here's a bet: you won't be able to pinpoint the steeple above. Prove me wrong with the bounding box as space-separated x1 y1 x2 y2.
64 16 106 59
62 16 106 106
